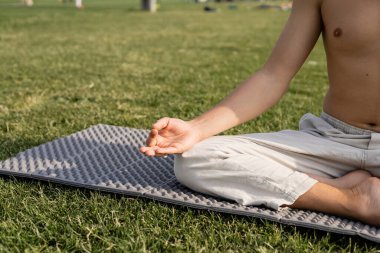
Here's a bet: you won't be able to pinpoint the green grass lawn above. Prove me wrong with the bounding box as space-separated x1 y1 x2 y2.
0 0 379 251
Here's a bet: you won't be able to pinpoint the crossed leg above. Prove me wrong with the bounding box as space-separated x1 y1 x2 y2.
290 170 380 226
175 135 380 227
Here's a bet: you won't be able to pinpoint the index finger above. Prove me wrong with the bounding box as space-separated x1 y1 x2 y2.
152 117 170 130
146 129 158 147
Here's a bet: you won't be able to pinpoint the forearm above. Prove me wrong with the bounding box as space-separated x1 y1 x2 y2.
190 69 289 141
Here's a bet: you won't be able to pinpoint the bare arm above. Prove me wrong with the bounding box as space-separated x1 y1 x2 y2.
190 0 323 140
141 0 323 156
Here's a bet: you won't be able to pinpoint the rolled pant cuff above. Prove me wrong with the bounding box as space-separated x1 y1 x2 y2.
271 176 318 210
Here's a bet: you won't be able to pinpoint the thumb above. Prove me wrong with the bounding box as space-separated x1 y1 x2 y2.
156 146 182 155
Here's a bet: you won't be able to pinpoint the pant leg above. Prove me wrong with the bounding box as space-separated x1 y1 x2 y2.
174 124 365 210
174 135 318 210
363 133 380 177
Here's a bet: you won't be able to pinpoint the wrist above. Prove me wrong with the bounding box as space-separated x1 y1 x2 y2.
188 118 209 142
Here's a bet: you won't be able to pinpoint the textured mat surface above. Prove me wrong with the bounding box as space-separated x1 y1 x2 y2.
0 124 379 243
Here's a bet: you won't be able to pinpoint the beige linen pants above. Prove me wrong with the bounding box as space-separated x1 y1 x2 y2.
174 112 380 210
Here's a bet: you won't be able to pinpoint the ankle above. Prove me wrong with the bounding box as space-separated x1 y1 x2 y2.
336 188 361 217
345 181 372 219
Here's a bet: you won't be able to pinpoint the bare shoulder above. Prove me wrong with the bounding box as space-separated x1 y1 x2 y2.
289 0 322 26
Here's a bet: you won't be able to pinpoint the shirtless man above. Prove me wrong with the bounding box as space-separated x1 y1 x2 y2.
140 0 380 226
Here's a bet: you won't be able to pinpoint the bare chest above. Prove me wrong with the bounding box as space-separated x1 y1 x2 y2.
321 0 380 52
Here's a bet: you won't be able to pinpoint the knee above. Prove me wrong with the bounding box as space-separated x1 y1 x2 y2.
173 146 205 186
173 138 223 186
173 153 192 186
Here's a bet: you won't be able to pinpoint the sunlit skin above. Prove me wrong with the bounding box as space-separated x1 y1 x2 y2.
140 0 380 226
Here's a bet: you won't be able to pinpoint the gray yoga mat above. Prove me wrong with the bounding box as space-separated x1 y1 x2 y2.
0 124 379 243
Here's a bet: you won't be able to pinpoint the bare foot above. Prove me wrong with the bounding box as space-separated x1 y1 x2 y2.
350 177 380 226
308 170 371 189
289 178 380 227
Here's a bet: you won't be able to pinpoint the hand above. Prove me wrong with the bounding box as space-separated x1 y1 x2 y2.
140 117 201 157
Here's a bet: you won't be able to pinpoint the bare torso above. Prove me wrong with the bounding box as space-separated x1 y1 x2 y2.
321 0 380 130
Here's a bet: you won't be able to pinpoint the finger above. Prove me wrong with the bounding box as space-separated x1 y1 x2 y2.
152 117 170 130
150 128 158 137
142 147 169 157
146 129 158 147
142 145 160 153
140 146 150 153
145 149 156 157
155 153 168 157
156 147 180 154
